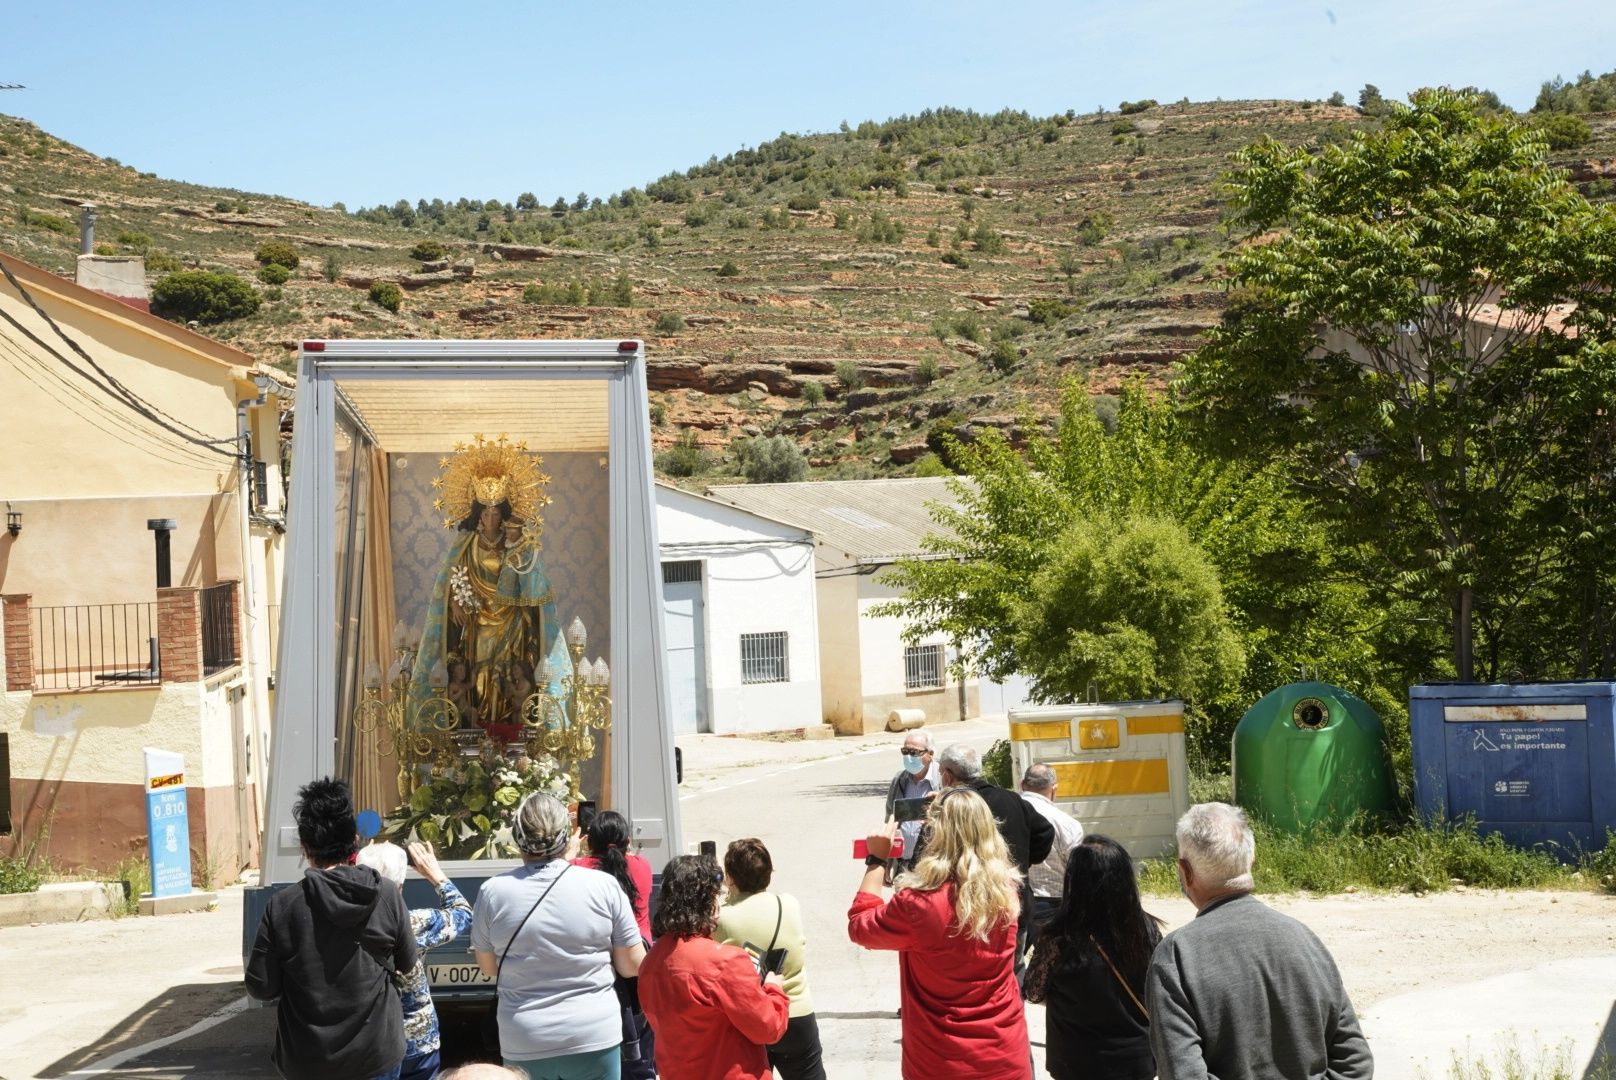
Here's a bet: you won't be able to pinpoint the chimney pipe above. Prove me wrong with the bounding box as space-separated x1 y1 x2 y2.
147 518 177 589
79 203 96 255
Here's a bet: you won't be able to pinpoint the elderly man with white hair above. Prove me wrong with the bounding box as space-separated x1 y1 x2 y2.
1146 803 1372 1080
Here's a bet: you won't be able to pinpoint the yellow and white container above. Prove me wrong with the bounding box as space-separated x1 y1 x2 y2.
1008 700 1190 859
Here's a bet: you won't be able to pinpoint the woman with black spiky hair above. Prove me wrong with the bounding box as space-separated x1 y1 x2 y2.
246 777 416 1080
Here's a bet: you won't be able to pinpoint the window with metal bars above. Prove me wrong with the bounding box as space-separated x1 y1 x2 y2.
904 643 946 690
662 560 701 584
740 631 789 684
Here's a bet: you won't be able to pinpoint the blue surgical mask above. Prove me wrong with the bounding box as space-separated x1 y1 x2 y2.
903 754 926 775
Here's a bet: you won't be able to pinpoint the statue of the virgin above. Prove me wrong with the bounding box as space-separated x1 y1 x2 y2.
408 434 571 739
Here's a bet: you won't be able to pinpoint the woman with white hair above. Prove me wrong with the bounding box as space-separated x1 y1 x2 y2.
470 792 646 1080
849 788 1032 1080
357 839 472 1080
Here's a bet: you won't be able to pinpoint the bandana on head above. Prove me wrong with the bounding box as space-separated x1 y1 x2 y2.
512 793 569 858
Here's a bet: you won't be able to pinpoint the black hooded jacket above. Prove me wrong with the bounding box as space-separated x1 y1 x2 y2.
245 864 416 1080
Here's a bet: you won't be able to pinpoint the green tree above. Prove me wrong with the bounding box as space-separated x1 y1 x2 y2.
1011 516 1244 703
735 436 808 484
1181 88 1616 680
1056 250 1083 292
877 382 1393 765
609 271 634 307
800 380 826 406
151 271 262 323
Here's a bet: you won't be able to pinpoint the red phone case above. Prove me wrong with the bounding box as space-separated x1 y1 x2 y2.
853 836 905 859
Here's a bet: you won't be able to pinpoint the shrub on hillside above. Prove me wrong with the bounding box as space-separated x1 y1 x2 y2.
257 263 291 285
915 355 941 387
941 251 970 268
322 253 341 282
369 280 403 313
409 239 448 261
145 250 183 274
989 340 1020 373
1118 99 1157 115
787 193 821 211
655 312 685 334
19 208 73 235
116 230 153 250
834 361 865 391
800 380 826 406
1028 298 1079 325
717 260 740 277
152 271 262 324
656 430 708 477
254 240 300 270
736 436 808 484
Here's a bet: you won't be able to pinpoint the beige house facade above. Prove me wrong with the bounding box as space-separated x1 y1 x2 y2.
0 251 286 877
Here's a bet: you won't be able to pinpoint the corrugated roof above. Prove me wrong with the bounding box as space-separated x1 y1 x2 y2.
704 477 964 562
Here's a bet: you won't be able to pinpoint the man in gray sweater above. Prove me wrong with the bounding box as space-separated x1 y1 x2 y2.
1146 803 1373 1080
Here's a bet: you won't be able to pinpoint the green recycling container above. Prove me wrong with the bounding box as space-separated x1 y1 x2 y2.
1231 681 1396 833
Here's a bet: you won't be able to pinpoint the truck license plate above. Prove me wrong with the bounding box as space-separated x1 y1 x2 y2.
429 963 493 987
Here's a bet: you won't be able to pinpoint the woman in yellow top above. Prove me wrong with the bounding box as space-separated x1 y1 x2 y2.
714 838 824 1080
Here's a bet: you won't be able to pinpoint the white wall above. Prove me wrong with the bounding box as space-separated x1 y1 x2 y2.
856 571 969 724
657 488 822 735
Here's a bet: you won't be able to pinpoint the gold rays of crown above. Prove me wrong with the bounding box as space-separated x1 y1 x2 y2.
430 434 552 530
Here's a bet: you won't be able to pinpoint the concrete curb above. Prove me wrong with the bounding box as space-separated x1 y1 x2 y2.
0 880 126 926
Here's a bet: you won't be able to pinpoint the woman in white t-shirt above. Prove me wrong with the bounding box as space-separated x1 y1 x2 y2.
472 793 646 1080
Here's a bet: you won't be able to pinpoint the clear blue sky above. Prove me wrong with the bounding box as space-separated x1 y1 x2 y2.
5 1 1613 209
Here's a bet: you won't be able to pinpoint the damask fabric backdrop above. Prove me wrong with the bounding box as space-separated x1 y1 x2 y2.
389 451 611 666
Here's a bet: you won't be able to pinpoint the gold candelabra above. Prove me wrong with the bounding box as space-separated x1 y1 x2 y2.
353 621 458 797
521 616 613 803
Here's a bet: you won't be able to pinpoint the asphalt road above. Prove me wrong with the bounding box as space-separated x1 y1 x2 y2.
13 716 1614 1079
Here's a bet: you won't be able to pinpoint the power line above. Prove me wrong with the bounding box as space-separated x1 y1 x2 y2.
0 339 228 472
0 334 226 468
0 260 238 456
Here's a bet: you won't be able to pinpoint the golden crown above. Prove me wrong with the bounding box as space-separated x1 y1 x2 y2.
431 434 551 530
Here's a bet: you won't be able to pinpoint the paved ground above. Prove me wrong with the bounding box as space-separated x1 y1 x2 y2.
4 716 1615 1079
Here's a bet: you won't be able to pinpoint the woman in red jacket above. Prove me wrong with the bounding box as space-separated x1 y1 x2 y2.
848 787 1032 1080
639 854 791 1080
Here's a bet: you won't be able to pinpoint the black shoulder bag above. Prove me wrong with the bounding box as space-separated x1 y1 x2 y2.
497 864 570 983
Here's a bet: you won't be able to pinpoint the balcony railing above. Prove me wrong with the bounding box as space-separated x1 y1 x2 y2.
32 603 158 691
201 583 240 675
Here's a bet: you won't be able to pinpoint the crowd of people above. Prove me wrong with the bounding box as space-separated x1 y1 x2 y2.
247 742 1373 1080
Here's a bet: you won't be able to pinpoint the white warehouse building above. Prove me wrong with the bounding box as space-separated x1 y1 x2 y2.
654 484 823 735
706 479 980 736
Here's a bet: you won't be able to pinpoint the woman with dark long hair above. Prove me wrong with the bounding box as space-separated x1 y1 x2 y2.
638 855 790 1080
1024 835 1165 1080
572 811 656 1080
574 811 653 943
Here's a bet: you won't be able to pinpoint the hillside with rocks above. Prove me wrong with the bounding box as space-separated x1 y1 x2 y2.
4 98 1615 477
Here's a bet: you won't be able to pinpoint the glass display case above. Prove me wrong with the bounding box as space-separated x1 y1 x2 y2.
253 340 679 899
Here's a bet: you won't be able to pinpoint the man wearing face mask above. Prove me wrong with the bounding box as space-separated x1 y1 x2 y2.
883 731 938 872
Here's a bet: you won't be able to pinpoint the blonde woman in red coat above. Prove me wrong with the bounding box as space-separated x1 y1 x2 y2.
848 788 1031 1080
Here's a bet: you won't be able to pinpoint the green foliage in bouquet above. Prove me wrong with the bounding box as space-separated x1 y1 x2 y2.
381 748 572 859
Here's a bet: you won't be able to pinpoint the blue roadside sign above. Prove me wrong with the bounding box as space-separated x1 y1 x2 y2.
144 747 192 898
